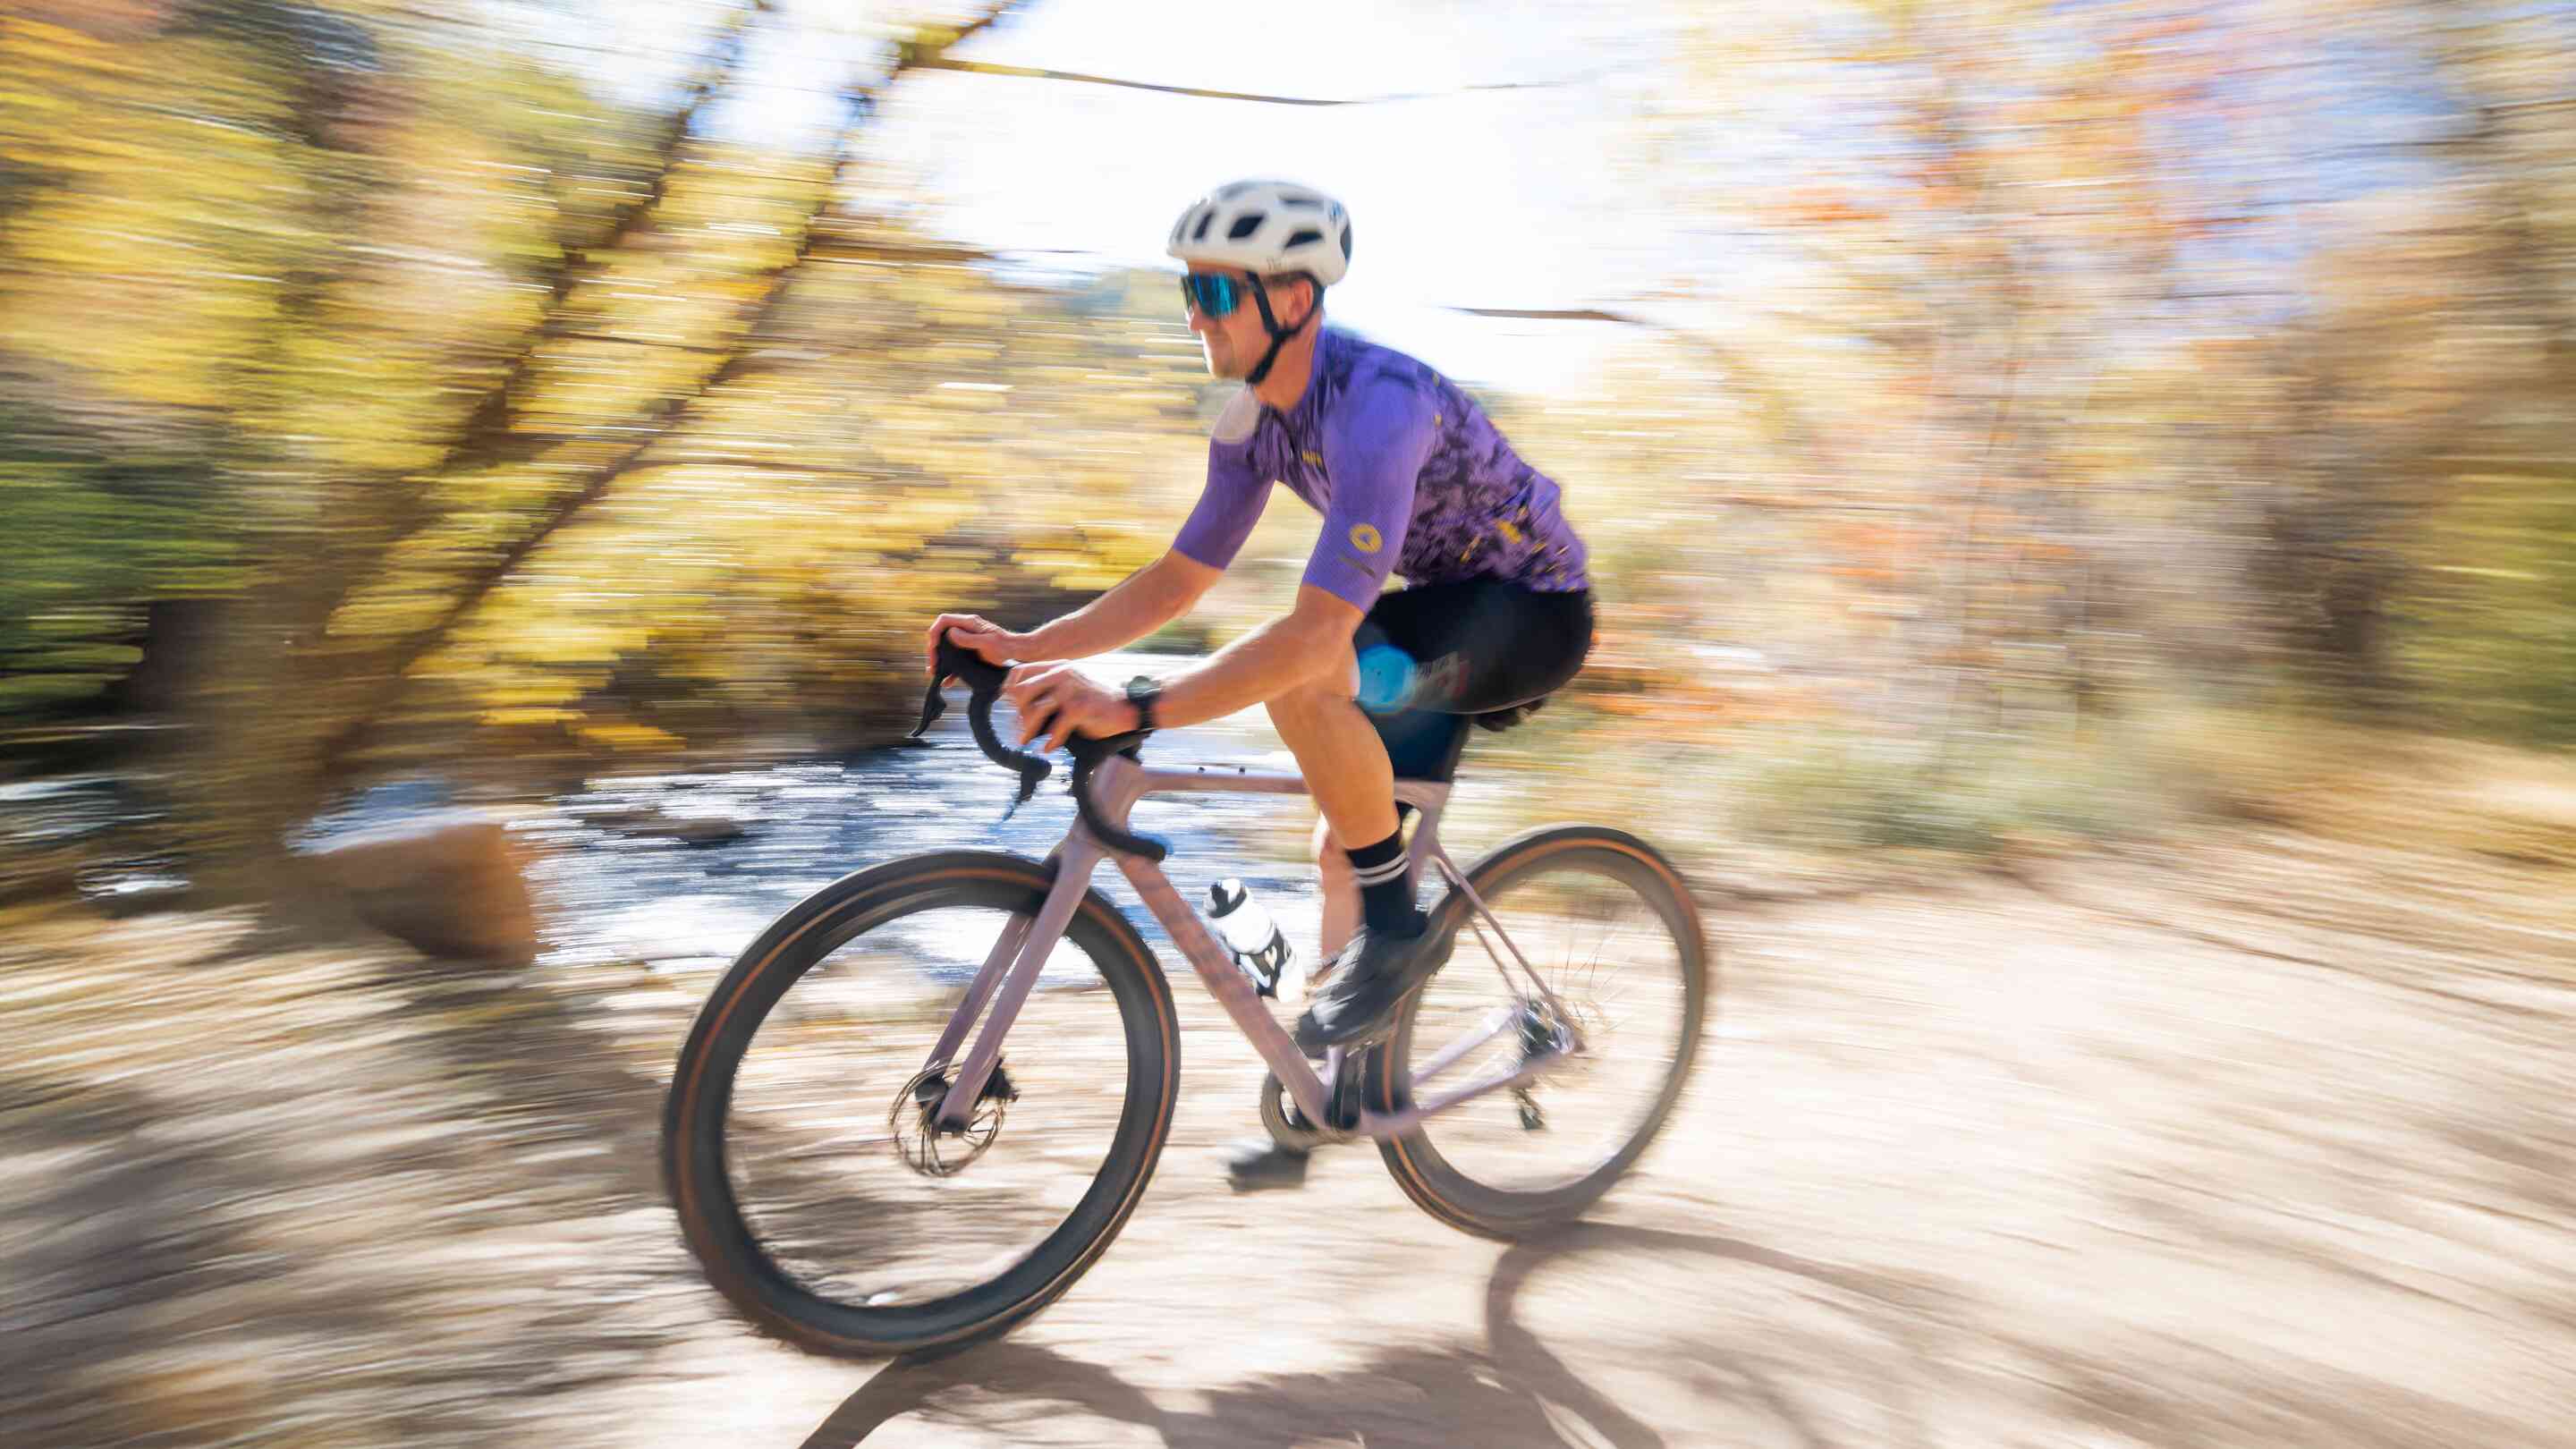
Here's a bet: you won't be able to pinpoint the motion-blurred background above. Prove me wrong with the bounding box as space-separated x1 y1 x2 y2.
3 3 2572 1446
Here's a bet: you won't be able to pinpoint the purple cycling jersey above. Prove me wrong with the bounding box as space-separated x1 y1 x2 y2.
1171 327 1589 611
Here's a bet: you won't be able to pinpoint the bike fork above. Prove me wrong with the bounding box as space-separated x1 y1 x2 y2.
928 844 1103 1131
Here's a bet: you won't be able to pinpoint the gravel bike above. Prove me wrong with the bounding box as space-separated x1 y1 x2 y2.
661 640 1708 1357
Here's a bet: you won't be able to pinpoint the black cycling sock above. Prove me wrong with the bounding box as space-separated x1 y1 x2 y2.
1346 828 1423 936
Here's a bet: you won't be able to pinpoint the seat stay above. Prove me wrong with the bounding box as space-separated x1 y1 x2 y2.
1429 847 1580 1032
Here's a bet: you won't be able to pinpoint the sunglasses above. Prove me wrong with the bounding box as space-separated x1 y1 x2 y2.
1179 272 1252 318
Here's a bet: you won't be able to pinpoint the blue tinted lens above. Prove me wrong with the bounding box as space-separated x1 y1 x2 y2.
1181 273 1240 317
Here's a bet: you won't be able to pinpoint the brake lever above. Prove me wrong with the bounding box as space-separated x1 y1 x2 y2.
902 676 948 746
912 640 1054 818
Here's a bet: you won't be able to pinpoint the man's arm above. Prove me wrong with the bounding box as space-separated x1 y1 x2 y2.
995 581 1359 751
1018 549 1223 661
1149 584 1361 729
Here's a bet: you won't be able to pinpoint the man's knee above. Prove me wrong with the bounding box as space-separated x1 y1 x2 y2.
1264 678 1324 727
1263 654 1360 727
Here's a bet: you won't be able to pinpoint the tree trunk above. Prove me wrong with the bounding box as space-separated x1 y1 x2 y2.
161 4 1028 898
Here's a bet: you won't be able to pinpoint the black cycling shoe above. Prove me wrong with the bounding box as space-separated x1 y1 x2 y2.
1223 1138 1310 1191
1292 919 1451 1053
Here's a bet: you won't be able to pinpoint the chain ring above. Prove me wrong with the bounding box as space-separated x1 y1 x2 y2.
1257 1070 1331 1152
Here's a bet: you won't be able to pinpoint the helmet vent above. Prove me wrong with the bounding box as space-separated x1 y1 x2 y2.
1165 181 1352 288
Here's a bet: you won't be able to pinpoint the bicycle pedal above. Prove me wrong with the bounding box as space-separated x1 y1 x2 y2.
1224 1140 1311 1192
980 1062 1018 1103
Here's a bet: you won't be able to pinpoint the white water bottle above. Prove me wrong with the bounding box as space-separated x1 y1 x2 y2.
1207 878 1292 997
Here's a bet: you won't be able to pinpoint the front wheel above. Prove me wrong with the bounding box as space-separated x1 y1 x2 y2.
1369 826 1709 1237
662 851 1179 1358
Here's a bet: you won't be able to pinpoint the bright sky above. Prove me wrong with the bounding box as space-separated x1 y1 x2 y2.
487 0 2574 392
496 0 1681 392
872 0 1669 392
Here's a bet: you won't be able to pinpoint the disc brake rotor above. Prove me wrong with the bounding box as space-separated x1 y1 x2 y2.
890 1063 1013 1178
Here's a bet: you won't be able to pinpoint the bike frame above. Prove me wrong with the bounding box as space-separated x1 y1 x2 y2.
924 750 1579 1139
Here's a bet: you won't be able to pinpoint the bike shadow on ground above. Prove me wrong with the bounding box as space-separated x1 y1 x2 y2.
796 1220 1948 1449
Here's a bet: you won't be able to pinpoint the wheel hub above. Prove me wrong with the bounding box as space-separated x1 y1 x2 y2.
890 1062 1014 1177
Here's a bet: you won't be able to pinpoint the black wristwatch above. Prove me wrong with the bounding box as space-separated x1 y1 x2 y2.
1122 675 1162 733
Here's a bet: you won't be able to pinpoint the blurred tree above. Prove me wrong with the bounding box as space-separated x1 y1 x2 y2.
1619 0 2571 732
2 0 2567 903
0 2 1039 886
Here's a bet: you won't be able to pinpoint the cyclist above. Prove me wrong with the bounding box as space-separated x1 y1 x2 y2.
925 180 1594 1151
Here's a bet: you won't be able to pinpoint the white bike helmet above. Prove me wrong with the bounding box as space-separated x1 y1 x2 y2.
1167 180 1351 386
1166 179 1352 286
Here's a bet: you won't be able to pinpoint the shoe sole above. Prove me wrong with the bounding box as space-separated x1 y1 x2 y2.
1226 1169 1310 1193
1224 1151 1312 1192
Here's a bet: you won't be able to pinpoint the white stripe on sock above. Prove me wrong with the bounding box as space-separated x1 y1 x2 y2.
1352 857 1409 886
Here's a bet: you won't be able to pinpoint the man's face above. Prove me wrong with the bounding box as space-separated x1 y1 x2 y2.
1184 266 1312 381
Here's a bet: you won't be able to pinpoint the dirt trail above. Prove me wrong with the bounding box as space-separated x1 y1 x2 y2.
4 829 2572 1448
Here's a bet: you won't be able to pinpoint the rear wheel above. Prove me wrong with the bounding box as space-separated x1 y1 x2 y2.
662 851 1178 1358
1369 826 1708 1237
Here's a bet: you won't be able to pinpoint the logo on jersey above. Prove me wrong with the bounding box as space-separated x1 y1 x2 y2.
1348 523 1383 555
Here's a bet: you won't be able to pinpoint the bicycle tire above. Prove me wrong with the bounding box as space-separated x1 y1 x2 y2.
662 850 1178 1358
1368 826 1708 1238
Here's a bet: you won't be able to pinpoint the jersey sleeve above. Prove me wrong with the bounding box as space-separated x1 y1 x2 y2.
1171 389 1270 572
1306 375 1437 610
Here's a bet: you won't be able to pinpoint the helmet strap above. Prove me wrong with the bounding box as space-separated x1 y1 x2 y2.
1241 273 1318 388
